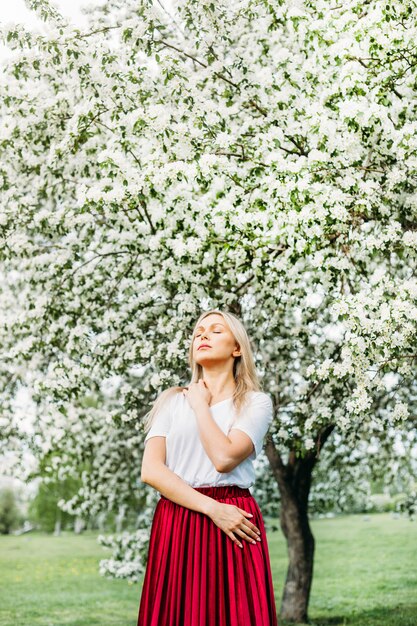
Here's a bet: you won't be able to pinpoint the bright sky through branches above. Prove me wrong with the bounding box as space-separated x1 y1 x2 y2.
0 0 90 60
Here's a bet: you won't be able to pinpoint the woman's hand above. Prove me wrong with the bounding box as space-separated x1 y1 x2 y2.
206 501 262 549
182 379 212 412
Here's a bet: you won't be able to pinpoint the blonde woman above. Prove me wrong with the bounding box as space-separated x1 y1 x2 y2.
137 309 278 626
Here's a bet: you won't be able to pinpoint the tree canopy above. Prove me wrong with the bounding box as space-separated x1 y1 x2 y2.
1 0 416 610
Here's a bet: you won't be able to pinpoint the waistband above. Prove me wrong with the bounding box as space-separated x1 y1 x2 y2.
160 485 252 501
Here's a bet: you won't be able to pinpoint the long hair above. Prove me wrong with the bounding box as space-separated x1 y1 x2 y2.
142 309 262 434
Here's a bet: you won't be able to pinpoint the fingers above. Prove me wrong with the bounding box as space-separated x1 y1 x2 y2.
238 507 253 518
228 517 262 548
236 508 261 536
235 525 262 545
229 527 262 548
228 531 244 549
242 518 262 539
220 506 262 548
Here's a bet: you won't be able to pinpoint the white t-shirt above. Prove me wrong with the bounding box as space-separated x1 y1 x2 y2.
144 390 273 489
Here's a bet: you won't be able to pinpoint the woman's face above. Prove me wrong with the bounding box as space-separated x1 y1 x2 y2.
192 313 240 365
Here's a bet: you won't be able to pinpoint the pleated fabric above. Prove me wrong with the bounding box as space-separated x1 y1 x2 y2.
137 485 278 626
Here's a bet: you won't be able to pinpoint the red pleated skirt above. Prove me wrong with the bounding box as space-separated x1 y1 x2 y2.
137 485 278 626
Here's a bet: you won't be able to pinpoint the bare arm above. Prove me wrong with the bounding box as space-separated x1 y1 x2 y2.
140 436 217 516
193 403 254 472
141 435 261 547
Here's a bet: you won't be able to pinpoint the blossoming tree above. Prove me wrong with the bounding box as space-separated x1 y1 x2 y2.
1 0 416 621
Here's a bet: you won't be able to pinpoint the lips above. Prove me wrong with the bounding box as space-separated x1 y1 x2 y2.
198 344 211 350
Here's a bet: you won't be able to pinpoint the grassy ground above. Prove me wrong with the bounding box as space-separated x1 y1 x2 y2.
272 512 417 626
0 512 415 626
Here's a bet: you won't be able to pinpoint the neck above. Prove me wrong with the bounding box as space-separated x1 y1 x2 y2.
200 367 236 399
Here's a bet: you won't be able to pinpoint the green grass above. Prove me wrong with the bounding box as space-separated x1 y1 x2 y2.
0 512 415 626
269 512 417 626
0 529 138 625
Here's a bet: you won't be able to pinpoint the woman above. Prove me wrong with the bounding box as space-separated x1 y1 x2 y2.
137 309 278 626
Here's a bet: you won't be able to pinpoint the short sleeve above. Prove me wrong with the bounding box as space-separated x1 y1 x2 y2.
144 394 174 443
230 392 273 457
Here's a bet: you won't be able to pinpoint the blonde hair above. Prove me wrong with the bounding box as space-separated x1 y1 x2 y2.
142 308 263 434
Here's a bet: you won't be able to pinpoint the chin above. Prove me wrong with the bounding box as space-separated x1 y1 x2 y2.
195 352 214 361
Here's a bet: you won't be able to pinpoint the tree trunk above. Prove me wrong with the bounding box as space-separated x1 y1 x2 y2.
74 515 85 534
97 511 106 531
53 508 62 536
115 505 126 533
279 479 315 622
265 424 335 623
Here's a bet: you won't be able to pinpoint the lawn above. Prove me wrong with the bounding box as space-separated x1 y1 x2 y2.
0 512 415 626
